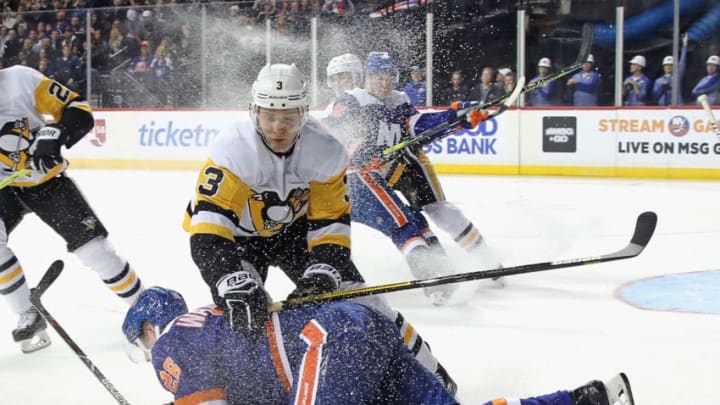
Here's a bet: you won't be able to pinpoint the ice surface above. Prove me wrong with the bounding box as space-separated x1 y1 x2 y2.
1 170 718 404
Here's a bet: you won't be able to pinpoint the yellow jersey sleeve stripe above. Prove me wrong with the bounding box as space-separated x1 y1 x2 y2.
308 169 350 220
308 234 351 251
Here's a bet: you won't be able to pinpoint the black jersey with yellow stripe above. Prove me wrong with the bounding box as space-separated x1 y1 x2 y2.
0 65 93 187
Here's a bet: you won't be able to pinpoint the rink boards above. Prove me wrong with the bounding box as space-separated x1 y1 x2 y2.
65 107 720 180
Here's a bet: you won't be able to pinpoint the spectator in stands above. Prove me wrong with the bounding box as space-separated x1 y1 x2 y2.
49 29 62 54
285 1 308 34
138 9 164 47
653 34 688 106
128 40 153 73
567 54 601 106
403 65 427 106
691 55 720 105
53 44 82 92
90 28 110 73
470 66 502 103
623 55 651 106
323 0 353 15
60 26 79 51
108 27 125 56
495 67 511 89
256 1 277 24
38 57 52 77
69 15 84 36
527 57 557 106
440 70 470 105
150 45 173 78
3 29 22 66
503 70 517 95
54 10 69 33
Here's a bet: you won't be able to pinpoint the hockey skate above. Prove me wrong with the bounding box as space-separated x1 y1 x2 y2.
434 363 458 396
572 373 635 405
12 307 51 353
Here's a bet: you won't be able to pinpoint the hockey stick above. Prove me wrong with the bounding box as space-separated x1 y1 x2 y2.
0 168 31 190
381 24 594 156
30 260 133 405
270 211 656 312
697 94 720 139
382 75 526 155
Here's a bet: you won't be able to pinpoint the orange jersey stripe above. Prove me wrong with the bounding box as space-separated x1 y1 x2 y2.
359 171 408 227
175 387 226 405
294 320 328 405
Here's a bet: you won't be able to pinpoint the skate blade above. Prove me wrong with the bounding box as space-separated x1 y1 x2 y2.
606 373 635 405
20 330 51 353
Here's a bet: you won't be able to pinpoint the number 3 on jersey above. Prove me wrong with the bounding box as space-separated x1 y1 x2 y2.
198 166 225 197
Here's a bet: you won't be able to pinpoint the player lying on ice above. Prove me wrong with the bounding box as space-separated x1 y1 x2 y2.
123 286 636 405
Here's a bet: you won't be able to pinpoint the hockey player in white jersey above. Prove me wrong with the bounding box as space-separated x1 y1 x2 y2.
184 63 458 394
324 53 364 117
0 65 145 353
325 52 503 305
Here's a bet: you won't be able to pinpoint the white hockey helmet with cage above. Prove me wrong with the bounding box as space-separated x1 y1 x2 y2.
250 64 309 151
326 53 363 88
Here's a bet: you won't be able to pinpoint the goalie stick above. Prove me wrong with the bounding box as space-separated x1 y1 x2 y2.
382 24 594 156
30 260 133 405
269 211 656 312
697 94 720 139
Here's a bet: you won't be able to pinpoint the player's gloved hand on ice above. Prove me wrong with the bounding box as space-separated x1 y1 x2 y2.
216 270 270 333
449 101 488 129
288 263 342 300
29 124 67 173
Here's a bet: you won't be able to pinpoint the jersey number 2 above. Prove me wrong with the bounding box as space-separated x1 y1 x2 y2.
48 81 71 103
159 357 183 393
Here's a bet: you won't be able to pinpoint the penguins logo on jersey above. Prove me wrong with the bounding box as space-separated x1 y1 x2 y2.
249 187 309 236
0 118 31 169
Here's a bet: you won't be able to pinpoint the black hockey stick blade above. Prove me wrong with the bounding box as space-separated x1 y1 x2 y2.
574 23 594 65
29 261 133 405
29 260 64 303
269 211 657 312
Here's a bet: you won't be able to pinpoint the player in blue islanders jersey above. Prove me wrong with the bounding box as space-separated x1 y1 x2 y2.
325 52 503 306
123 286 636 405
185 62 457 394
0 65 145 353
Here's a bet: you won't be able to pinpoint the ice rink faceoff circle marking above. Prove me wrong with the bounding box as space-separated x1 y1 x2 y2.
617 270 720 315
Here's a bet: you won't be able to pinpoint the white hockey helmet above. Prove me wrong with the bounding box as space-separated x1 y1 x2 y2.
629 55 646 67
250 63 309 151
585 54 595 64
537 57 551 68
326 53 363 88
662 56 674 65
706 55 720 66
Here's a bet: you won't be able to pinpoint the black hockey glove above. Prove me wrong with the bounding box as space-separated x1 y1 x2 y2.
29 124 68 173
216 270 270 333
288 263 342 300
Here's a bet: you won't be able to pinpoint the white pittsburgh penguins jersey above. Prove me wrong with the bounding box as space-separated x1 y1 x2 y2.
185 117 351 251
345 88 411 147
0 65 91 187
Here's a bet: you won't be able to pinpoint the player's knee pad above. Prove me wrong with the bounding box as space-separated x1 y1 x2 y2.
73 237 127 279
423 201 471 236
